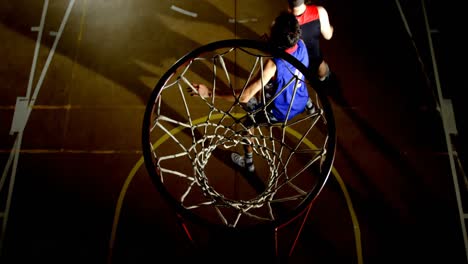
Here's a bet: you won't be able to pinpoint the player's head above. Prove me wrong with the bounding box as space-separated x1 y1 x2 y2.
287 0 305 9
269 11 301 50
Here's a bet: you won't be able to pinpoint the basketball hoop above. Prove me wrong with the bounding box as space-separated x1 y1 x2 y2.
142 39 336 235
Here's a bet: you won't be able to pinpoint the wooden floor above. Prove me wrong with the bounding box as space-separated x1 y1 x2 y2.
1 0 467 263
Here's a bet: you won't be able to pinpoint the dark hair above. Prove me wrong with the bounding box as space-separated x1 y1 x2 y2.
287 0 305 9
269 12 301 50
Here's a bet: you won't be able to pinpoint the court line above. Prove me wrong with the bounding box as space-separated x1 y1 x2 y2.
286 128 363 264
26 0 49 99
26 0 76 118
108 114 362 263
332 167 363 264
170 5 198 18
1 0 76 253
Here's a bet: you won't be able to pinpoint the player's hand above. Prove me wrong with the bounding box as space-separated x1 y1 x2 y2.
188 83 211 98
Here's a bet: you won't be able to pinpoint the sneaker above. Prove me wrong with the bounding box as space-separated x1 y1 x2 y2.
306 104 316 115
231 152 255 172
305 97 317 115
245 97 258 111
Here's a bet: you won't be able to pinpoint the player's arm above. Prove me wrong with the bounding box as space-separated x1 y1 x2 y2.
189 59 277 103
238 59 276 103
318 6 334 40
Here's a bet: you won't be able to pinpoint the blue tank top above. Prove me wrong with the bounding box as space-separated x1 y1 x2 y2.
270 40 309 121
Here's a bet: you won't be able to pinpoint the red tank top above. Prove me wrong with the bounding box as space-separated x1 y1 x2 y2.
296 5 319 25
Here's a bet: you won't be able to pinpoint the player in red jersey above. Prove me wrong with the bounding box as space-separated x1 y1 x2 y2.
288 0 334 83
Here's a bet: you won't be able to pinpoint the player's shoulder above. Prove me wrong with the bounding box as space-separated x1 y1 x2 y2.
305 4 319 12
316 6 329 15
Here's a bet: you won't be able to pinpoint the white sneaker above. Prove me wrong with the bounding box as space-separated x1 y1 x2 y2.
305 97 317 115
306 104 316 115
231 152 255 172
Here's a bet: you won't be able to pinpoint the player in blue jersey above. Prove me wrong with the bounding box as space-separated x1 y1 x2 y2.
190 12 309 172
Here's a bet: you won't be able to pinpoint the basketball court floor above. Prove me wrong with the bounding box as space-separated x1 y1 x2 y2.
1 0 467 263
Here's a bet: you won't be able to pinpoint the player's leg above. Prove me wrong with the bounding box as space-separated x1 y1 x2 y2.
231 135 255 172
231 104 273 172
318 60 331 81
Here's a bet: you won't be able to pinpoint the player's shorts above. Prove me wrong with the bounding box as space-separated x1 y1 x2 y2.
243 97 278 128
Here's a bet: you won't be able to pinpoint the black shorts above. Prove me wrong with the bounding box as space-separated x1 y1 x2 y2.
243 97 278 128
